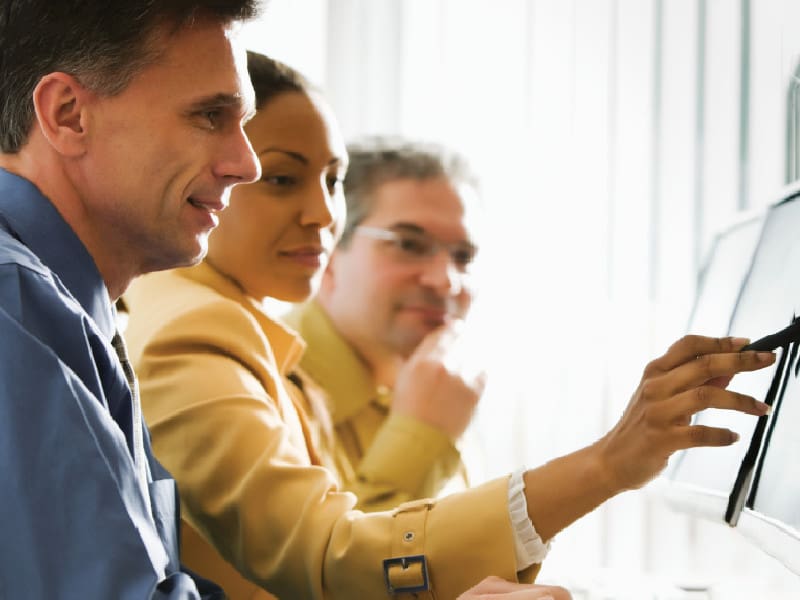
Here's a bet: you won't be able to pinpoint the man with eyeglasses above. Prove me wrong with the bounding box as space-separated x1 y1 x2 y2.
284 136 488 511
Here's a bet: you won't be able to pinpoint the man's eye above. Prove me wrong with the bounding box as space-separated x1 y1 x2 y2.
397 235 430 255
198 109 223 129
452 246 477 267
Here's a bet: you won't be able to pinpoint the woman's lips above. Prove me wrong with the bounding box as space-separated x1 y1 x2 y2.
279 246 326 268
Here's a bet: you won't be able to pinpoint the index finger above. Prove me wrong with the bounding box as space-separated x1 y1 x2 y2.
646 335 751 376
659 349 775 397
409 318 465 361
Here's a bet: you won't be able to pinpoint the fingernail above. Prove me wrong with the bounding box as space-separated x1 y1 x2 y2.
731 337 750 347
731 431 740 443
757 352 776 363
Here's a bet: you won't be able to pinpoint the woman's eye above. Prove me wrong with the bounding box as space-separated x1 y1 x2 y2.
262 175 296 186
326 176 343 192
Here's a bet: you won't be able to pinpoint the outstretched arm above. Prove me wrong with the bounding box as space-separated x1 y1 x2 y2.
522 335 773 541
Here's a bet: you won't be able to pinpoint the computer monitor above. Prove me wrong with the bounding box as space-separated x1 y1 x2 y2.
724 188 800 575
666 182 800 577
665 209 765 520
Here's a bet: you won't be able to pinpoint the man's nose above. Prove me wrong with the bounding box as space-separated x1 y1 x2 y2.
418 249 463 295
213 124 261 184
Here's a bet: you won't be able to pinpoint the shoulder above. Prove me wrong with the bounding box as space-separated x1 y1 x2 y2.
0 228 52 278
0 229 80 325
125 268 274 367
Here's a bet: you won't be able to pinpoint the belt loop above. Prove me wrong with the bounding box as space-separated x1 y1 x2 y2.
383 500 436 598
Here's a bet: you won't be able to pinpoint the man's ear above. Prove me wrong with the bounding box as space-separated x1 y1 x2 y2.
32 72 91 158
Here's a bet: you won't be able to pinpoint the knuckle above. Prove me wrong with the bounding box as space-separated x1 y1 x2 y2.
638 378 662 404
694 385 711 410
679 334 703 355
736 350 750 367
720 336 738 352
696 354 715 380
642 358 660 378
665 336 687 359
688 426 710 446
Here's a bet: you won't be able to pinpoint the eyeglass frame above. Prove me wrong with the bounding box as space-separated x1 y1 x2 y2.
354 224 478 269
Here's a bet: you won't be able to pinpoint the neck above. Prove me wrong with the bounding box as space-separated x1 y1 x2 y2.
0 143 136 301
372 356 402 389
315 295 403 389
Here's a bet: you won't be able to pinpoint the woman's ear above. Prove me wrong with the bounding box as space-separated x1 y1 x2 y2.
32 72 91 158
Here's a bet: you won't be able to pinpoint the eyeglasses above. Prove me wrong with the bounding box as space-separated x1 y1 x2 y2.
355 225 477 269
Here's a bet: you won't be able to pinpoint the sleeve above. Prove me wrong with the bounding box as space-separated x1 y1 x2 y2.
0 306 202 599
346 412 464 511
136 298 526 599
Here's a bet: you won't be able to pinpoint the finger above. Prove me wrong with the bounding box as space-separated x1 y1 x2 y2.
460 576 535 594
460 577 570 598
677 424 740 449
706 374 733 389
408 323 457 362
484 588 571 600
649 386 770 423
481 594 554 599
646 335 751 376
657 350 775 396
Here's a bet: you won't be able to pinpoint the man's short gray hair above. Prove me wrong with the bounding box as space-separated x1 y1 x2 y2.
340 136 480 247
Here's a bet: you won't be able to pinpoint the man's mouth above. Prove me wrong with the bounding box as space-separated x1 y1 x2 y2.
187 196 226 212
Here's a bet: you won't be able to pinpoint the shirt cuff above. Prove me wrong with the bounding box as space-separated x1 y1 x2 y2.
508 467 551 570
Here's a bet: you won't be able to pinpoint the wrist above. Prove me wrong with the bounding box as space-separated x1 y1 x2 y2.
522 444 621 541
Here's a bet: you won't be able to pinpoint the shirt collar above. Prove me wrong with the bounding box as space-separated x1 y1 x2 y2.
284 300 383 423
187 260 306 375
0 169 115 339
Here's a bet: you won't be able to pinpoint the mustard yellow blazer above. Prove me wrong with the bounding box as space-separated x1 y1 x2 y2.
125 261 530 600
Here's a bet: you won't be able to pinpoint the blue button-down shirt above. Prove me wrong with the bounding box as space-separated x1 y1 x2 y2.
0 169 221 599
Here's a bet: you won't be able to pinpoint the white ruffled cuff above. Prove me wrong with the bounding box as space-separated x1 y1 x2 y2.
508 467 552 570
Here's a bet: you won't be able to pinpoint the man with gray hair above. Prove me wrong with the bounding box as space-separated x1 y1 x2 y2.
285 136 486 509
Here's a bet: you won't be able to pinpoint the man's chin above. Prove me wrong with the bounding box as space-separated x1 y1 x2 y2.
388 325 436 357
141 240 207 276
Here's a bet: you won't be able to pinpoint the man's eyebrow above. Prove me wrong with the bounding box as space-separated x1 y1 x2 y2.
390 222 478 247
186 92 251 115
389 222 427 234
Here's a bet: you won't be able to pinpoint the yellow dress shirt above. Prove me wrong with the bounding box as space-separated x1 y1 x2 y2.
283 300 468 512
125 261 533 600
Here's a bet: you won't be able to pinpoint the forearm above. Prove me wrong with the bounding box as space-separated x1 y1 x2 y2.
348 413 463 511
523 443 615 542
